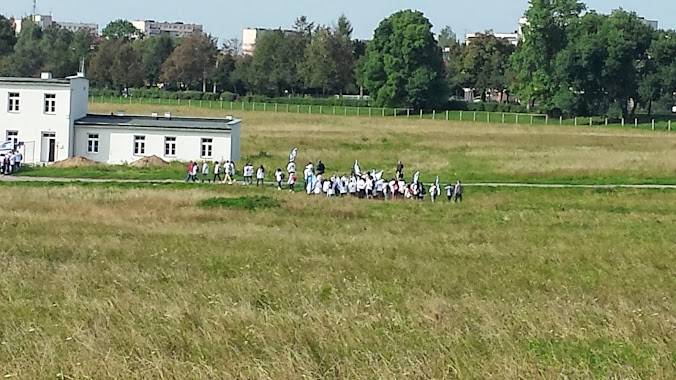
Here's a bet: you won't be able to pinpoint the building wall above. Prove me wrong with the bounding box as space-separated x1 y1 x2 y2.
73 126 235 165
0 81 78 164
242 28 259 56
229 121 241 161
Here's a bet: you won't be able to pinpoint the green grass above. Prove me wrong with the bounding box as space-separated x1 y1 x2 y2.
198 195 281 210
1 185 674 378
91 96 676 131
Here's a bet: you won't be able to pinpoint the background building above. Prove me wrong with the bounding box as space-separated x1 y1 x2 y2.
242 27 296 56
465 32 520 46
1 73 241 165
14 14 98 35
132 20 203 39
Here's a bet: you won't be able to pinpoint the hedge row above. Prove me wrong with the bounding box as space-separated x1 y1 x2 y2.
89 88 236 101
244 95 372 107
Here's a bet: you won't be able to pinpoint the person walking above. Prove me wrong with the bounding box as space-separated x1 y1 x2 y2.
213 161 223 183
288 171 297 192
201 161 210 183
445 183 455 202
185 160 194 182
430 183 438 203
275 168 284 190
256 165 265 187
396 161 404 180
190 160 199 182
317 160 325 176
454 181 463 202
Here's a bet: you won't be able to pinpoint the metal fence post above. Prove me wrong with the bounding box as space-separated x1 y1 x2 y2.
634 118 638 127
560 116 562 125
241 102 244 110
369 107 372 117
333 106 336 115
530 115 534 124
487 113 490 123
297 105 300 113
605 118 608 126
407 109 410 118
652 119 655 130
420 109 423 119
574 117 577 126
230 102 233 110
460 111 463 121
309 105 312 114
286 104 290 113
199 100 202 107
320 105 323 114
432 110 436 120
621 118 625 126
589 117 592 126
275 103 278 112
394 109 397 118
263 103 266 112
446 110 449 121
357 106 360 116
502 113 505 123
516 114 519 124
545 115 548 125
382 108 385 117
252 102 255 111
344 107 348 116
473 112 477 122
209 100 212 108
220 100 223 109
668 120 671 131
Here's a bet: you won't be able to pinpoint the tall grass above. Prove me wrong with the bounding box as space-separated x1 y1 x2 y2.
0 185 675 378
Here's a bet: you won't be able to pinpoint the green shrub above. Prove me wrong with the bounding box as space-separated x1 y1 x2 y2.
197 196 281 211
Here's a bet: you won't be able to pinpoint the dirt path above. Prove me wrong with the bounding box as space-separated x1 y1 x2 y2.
2 175 675 189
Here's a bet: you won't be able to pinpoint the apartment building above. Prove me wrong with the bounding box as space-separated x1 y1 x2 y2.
14 14 98 35
131 20 203 39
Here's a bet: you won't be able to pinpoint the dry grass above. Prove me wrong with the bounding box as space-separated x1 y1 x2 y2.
1 184 675 379
87 103 676 184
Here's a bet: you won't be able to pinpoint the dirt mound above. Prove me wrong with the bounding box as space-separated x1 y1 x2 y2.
130 155 169 168
51 156 101 168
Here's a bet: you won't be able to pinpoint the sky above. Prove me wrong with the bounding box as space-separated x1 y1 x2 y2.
2 0 675 43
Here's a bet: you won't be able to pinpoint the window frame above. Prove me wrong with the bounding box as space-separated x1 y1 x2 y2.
133 135 146 155
164 136 177 157
87 133 99 154
200 138 213 159
6 130 18 146
44 93 57 114
8 92 20 113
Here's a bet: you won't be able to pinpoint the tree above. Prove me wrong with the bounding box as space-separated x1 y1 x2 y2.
336 14 353 39
102 19 142 40
461 33 515 102
0 15 17 57
302 18 356 95
112 42 143 89
293 15 315 38
139 34 175 85
362 10 448 109
161 33 218 91
40 26 77 78
642 30 676 114
89 38 122 88
437 26 457 48
509 0 585 109
6 20 44 77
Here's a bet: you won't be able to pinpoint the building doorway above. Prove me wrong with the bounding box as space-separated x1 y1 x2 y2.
41 132 56 162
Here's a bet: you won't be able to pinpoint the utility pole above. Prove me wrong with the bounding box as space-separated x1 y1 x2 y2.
33 0 37 15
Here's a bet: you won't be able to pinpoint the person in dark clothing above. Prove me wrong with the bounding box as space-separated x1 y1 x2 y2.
396 161 404 180
317 160 325 175
454 181 463 202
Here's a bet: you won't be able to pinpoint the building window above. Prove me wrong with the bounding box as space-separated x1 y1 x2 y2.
8 93 19 112
6 131 18 147
44 94 56 113
164 136 176 156
134 135 146 155
87 133 99 153
201 138 213 158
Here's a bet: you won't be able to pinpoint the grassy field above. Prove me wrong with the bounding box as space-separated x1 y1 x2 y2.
1 183 675 379
16 102 676 185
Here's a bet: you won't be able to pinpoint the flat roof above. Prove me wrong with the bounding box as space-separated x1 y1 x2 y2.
75 113 241 131
0 77 71 85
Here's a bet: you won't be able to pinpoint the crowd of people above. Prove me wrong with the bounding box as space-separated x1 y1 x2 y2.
0 150 23 175
184 154 464 203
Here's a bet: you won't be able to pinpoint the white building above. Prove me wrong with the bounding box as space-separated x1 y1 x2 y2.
638 17 658 30
132 20 203 39
465 32 520 46
0 74 241 165
14 14 98 35
242 27 296 56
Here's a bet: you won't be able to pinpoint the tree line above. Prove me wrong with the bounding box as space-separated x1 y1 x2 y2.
1 1 675 118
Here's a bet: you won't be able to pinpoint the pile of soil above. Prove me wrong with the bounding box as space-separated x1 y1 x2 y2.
131 155 169 168
51 156 101 168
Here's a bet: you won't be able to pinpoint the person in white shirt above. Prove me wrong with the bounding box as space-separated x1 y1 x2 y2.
429 183 438 203
288 171 297 192
348 177 357 196
190 160 199 182
243 163 253 185
274 168 284 190
256 165 265 187
322 180 331 196
287 161 296 175
304 162 314 188
213 161 222 183
444 184 455 202
356 177 366 199
201 161 210 183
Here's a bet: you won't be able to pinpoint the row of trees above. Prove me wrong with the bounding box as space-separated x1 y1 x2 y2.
1 2 675 117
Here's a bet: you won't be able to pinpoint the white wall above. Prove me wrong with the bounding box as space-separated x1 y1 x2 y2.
74 126 234 165
0 82 74 163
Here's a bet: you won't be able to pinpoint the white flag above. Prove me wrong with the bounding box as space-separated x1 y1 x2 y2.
0 140 13 151
289 148 298 162
354 160 361 176
413 171 420 184
375 171 383 181
435 176 441 195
